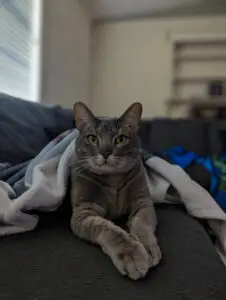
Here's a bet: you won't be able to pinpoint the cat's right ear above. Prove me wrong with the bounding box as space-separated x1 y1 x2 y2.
73 102 95 132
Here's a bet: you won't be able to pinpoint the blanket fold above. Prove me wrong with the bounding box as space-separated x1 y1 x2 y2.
1 129 226 259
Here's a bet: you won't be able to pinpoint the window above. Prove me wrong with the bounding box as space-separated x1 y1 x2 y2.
0 0 42 102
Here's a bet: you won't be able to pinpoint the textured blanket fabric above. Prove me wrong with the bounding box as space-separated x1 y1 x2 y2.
0 161 30 196
0 130 226 262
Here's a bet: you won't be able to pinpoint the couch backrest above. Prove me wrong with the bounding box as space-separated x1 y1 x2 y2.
1 93 225 165
0 94 74 164
139 118 210 155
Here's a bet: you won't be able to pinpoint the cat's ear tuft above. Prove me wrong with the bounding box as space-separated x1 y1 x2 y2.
120 102 142 131
73 102 95 131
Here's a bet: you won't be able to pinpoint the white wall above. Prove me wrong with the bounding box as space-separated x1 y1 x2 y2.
92 15 226 117
41 0 91 108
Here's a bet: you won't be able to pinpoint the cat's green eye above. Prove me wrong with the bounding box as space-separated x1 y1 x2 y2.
87 134 97 145
115 135 128 146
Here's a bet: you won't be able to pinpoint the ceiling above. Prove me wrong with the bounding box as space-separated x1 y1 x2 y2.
81 0 226 21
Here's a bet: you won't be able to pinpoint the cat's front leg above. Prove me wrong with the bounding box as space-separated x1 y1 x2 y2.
71 204 149 280
127 203 162 268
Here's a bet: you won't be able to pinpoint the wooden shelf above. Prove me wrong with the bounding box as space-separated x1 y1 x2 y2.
167 96 226 107
174 55 226 62
172 34 226 44
166 97 226 118
173 76 226 84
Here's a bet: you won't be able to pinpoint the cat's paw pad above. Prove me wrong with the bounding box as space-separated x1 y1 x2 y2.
146 243 162 267
113 240 149 280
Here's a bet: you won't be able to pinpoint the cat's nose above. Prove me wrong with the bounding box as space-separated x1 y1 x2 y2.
101 151 111 159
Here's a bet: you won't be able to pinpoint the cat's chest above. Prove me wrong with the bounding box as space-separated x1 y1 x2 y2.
103 183 129 218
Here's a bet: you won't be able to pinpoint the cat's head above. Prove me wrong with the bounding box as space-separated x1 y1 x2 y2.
72 102 142 174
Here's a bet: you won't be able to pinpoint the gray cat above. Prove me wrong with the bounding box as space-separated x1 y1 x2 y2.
70 102 161 280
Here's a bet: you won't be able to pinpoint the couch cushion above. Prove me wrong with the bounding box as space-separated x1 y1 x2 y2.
0 204 226 300
0 93 74 164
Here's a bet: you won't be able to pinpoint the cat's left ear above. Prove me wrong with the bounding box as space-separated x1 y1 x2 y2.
119 102 142 131
73 102 96 132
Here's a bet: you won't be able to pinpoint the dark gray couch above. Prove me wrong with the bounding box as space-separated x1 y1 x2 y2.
0 94 226 300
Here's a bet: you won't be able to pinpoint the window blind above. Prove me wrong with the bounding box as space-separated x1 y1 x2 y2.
0 0 34 100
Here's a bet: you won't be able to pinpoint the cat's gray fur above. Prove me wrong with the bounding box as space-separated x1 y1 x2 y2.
70 102 161 280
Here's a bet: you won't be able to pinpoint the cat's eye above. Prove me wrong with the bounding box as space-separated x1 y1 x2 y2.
115 135 128 145
87 135 97 145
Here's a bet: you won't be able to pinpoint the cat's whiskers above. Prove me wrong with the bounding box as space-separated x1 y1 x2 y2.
71 155 97 167
72 163 90 174
70 159 88 168
71 155 101 173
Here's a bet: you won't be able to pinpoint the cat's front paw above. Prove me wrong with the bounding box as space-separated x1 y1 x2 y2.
145 242 162 268
112 239 149 280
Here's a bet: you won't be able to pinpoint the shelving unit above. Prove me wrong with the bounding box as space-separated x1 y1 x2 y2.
167 34 226 117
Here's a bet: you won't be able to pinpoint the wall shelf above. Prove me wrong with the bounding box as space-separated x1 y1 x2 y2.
167 96 226 106
173 76 226 84
166 96 226 118
175 55 226 62
171 34 226 44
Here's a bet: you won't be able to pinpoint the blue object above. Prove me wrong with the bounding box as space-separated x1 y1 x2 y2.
159 146 226 212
